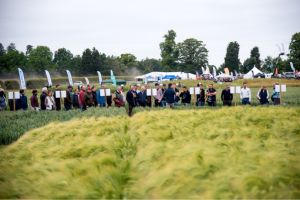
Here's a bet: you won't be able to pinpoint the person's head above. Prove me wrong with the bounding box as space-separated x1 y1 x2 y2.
226 85 230 90
20 89 24 95
91 86 96 92
117 86 122 92
55 84 60 89
48 90 53 96
87 88 92 93
74 88 79 94
67 85 73 92
42 87 47 93
141 86 145 91
81 85 86 91
32 89 38 96
262 85 267 90
183 86 187 91
0 89 4 97
243 82 247 88
101 84 106 89
130 85 135 90
168 83 172 88
273 82 279 89
155 83 159 88
208 84 213 89
172 83 176 89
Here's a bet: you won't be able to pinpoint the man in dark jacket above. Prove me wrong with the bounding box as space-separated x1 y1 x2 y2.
138 86 147 107
16 89 28 110
64 86 73 111
196 83 205 106
54 84 61 111
221 85 233 106
163 83 176 108
179 86 191 105
40 87 47 110
126 85 136 116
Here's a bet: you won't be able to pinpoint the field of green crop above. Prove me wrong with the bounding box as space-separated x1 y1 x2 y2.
0 107 300 198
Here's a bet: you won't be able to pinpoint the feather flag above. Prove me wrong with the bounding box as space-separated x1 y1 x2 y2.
110 70 116 85
45 70 52 86
18 68 26 89
97 71 102 84
66 70 73 86
84 77 90 85
290 62 295 72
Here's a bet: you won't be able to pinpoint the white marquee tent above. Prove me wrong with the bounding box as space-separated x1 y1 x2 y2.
243 66 264 79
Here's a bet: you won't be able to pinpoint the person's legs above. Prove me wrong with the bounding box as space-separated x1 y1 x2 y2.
128 105 133 116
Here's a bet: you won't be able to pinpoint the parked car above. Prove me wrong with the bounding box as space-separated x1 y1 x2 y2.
282 72 295 79
254 73 266 78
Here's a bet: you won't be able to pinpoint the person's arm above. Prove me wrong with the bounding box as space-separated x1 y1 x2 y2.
221 90 224 101
267 90 269 99
240 89 243 99
256 89 260 100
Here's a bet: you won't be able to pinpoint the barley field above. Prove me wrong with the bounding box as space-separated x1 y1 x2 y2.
0 107 299 198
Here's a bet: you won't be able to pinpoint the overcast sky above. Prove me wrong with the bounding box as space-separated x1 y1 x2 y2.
0 0 299 67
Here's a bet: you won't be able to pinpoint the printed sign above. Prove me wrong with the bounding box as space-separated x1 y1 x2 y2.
152 88 157 96
105 89 111 96
146 89 151 96
8 92 14 99
275 85 280 92
195 87 200 95
14 92 20 99
230 86 235 94
281 84 286 92
61 91 67 98
55 91 61 98
189 87 194 94
235 86 241 94
100 89 105 97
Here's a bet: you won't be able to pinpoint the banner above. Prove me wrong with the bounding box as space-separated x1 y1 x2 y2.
45 70 52 86
290 62 295 72
84 77 90 85
18 68 26 89
213 67 217 78
97 71 102 84
201 67 205 74
66 70 73 86
110 70 116 85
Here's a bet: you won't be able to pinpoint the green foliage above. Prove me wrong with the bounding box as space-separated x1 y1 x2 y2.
178 38 208 72
4 80 19 90
288 32 300 70
53 48 73 72
0 107 299 198
160 30 179 70
27 46 54 73
224 41 240 72
241 46 261 73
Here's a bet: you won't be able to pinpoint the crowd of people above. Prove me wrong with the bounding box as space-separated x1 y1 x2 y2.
0 82 282 116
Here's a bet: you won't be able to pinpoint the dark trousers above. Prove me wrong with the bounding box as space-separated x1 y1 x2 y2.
207 101 216 106
223 100 232 106
128 105 134 116
154 99 162 107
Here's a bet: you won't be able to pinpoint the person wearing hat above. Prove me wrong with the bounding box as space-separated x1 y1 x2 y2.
40 87 48 110
54 84 61 111
64 85 73 111
30 89 39 111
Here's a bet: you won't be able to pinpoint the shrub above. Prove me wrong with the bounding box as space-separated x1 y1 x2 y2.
4 80 19 90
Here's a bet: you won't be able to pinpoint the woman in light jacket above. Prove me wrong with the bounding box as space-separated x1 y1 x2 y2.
45 91 56 110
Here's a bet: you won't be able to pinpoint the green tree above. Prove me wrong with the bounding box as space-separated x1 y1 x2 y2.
27 46 53 72
7 43 16 52
261 56 275 73
118 53 137 66
288 32 300 70
177 38 208 73
241 46 261 73
224 41 240 72
53 48 73 72
160 30 179 71
138 58 162 73
70 55 82 75
26 45 33 55
81 48 93 73
0 43 5 56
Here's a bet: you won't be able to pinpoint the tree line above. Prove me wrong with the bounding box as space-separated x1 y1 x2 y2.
0 31 299 76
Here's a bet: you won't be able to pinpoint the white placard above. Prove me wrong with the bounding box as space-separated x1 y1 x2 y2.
61 91 67 98
105 89 111 96
100 89 105 97
14 92 20 99
275 85 280 92
55 91 61 98
152 88 157 96
8 92 14 99
235 86 241 94
281 84 286 92
195 87 200 95
146 89 152 96
230 86 235 94
189 87 195 94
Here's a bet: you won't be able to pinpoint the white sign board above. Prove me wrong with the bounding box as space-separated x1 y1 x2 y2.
146 89 151 96
235 86 241 94
61 91 67 98
14 92 20 99
152 88 157 96
230 86 235 94
105 89 111 96
281 84 286 92
189 87 194 94
8 92 14 99
195 87 200 95
275 85 280 92
55 91 61 98
100 89 105 97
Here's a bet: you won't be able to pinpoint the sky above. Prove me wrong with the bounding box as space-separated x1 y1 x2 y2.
0 0 299 67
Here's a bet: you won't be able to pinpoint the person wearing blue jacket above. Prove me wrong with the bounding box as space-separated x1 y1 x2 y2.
138 86 147 107
96 84 106 107
163 83 176 108
17 89 28 110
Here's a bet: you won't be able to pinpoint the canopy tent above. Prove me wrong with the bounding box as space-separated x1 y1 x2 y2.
135 72 196 81
243 66 264 79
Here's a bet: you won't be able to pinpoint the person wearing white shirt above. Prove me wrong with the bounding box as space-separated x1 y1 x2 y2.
240 83 251 105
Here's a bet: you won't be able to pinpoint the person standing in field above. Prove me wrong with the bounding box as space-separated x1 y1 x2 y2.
30 89 39 111
64 86 73 111
40 87 47 110
126 85 137 116
161 84 167 107
221 85 233 106
172 83 180 106
164 83 176 108
154 83 163 107
84 88 94 108
240 82 251 105
138 85 147 107
114 86 125 107
257 85 269 105
0 88 7 111
96 84 107 107
79 85 86 111
206 84 217 106
45 91 56 110
16 89 28 110
196 83 205 106
54 84 61 111
72 88 80 109
179 86 191 105
271 83 281 105
91 86 98 107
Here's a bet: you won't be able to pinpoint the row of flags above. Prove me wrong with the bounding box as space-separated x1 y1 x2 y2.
17 68 115 89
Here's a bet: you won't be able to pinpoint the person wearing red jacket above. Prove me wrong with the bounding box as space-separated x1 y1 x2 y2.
79 85 86 111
